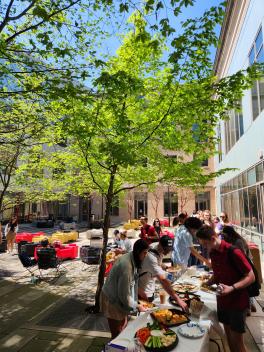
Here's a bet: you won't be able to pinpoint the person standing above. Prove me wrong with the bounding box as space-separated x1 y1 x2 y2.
138 236 188 311
100 239 149 338
196 225 255 352
172 217 210 268
153 218 162 238
115 230 132 254
139 216 159 244
5 216 18 254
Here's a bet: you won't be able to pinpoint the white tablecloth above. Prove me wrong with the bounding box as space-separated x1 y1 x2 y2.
107 272 221 352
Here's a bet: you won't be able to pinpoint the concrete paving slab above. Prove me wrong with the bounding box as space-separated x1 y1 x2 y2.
0 329 38 352
246 316 264 344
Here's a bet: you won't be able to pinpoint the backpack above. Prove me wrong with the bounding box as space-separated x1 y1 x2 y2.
227 245 260 297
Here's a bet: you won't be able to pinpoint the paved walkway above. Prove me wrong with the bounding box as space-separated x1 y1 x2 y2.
0 227 264 351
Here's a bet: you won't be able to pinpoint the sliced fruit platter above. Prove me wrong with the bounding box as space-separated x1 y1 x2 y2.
136 321 178 351
151 308 189 326
169 292 201 307
172 283 199 293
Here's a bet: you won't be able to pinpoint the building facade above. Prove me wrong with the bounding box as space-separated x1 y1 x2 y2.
214 0 264 250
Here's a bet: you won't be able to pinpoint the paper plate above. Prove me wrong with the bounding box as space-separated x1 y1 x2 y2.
177 322 205 339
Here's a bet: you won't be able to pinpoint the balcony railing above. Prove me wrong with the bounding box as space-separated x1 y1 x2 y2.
233 224 264 254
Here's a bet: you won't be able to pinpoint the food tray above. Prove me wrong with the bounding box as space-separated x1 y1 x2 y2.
136 326 178 352
151 308 190 327
169 293 200 307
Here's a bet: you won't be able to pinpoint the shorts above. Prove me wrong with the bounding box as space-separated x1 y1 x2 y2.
100 291 127 321
6 231 15 242
217 309 247 333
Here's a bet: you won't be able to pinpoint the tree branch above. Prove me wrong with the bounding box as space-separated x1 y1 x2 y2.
5 0 82 44
8 1 36 21
113 178 164 195
0 0 15 32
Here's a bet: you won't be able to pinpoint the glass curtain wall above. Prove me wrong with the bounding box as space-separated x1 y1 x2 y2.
220 161 264 234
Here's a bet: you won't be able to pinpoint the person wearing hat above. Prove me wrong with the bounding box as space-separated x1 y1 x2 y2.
138 235 188 311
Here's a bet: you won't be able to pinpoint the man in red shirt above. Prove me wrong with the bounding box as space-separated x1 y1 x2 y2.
139 216 159 244
196 225 254 352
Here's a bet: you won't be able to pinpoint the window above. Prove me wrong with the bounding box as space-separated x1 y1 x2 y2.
163 192 178 217
217 124 222 162
224 104 244 154
249 27 264 120
195 192 210 211
201 159 208 167
110 196 119 216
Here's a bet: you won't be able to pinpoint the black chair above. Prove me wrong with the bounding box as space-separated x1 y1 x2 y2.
18 252 37 275
21 243 39 257
37 247 61 278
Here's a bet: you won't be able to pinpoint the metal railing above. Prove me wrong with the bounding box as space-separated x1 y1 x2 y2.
233 224 264 254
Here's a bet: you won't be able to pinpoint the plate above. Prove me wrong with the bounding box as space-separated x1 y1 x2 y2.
172 283 199 293
177 322 205 338
169 293 200 307
138 300 156 309
151 308 189 327
136 325 178 352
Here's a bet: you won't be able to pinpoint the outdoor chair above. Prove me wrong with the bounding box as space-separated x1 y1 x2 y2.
18 252 38 275
36 247 62 279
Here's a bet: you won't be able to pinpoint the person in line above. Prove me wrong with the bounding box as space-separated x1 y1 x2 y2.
138 236 188 311
196 225 255 352
216 211 232 235
172 217 210 268
139 216 159 244
222 225 256 313
177 212 188 227
115 230 132 254
100 239 149 339
203 210 214 228
5 216 18 254
153 218 162 238
113 229 121 247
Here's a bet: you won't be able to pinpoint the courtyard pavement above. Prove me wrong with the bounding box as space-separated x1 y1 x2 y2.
0 225 264 351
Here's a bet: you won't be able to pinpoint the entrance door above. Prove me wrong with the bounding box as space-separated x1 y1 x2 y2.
134 192 148 218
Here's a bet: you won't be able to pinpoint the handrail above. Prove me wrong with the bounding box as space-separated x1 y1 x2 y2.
232 224 264 254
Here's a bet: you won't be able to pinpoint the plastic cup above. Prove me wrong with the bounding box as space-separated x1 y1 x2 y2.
159 291 167 304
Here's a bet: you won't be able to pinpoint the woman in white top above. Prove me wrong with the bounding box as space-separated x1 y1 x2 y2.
5 216 18 253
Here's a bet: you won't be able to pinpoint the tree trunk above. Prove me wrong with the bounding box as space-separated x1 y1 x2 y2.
93 166 117 312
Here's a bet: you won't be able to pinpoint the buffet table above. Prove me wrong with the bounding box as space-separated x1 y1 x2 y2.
106 269 221 352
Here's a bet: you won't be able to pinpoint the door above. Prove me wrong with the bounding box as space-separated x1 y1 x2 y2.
134 192 148 219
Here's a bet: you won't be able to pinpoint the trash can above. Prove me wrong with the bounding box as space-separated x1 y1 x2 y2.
249 242 263 284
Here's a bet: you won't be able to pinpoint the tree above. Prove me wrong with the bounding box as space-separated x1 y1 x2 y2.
17 7 264 314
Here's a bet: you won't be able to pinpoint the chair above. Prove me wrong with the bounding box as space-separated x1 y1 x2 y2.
18 252 38 275
37 247 61 278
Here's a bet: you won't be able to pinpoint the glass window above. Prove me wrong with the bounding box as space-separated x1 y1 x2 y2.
248 186 258 230
249 46 255 65
252 81 259 120
259 77 264 111
239 112 244 136
256 163 263 182
256 29 263 53
256 186 264 234
238 174 243 189
248 168 256 186
231 191 240 225
257 47 264 63
239 190 245 227
164 192 178 217
243 188 250 227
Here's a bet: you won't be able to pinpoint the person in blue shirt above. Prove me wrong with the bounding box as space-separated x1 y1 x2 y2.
172 217 210 268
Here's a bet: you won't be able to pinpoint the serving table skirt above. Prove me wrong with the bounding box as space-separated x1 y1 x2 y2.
107 270 220 352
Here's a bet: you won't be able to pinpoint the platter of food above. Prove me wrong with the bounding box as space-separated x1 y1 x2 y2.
138 300 156 309
151 308 189 327
136 321 178 351
169 292 201 307
172 283 199 293
177 322 205 339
